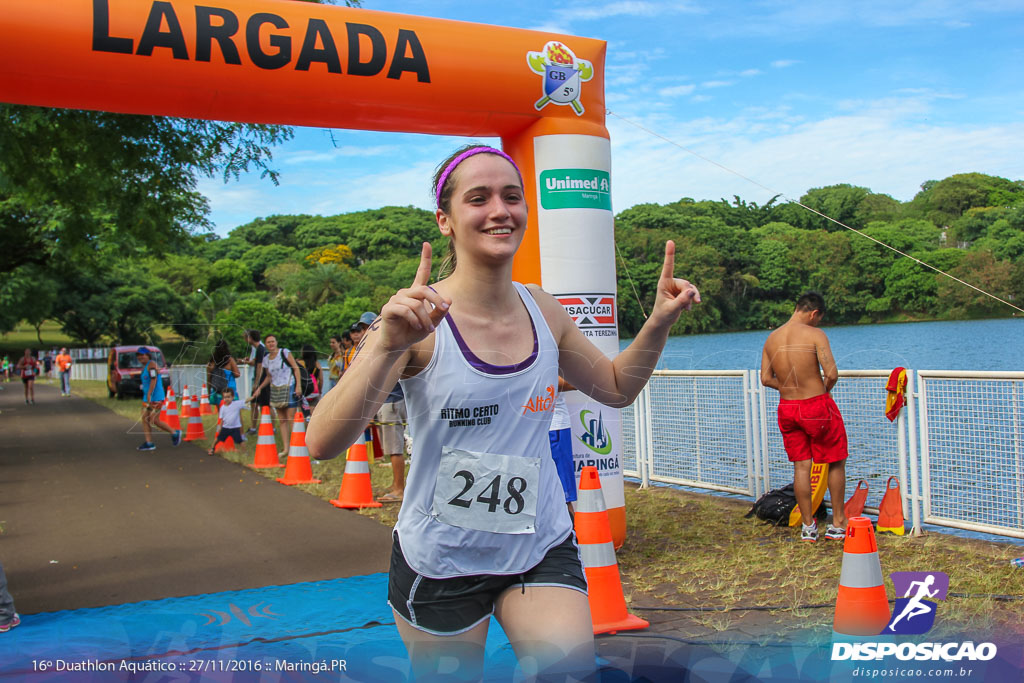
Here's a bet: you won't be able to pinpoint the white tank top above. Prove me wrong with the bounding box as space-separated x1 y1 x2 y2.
396 282 572 578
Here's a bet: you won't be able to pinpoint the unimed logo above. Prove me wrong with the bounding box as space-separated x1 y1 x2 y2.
831 570 998 663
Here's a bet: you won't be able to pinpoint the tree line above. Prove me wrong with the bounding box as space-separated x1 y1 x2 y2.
2 103 1021 352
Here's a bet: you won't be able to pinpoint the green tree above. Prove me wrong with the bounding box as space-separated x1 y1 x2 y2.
795 184 871 231
883 249 965 314
0 106 293 273
241 245 299 286
0 265 58 340
938 251 1016 318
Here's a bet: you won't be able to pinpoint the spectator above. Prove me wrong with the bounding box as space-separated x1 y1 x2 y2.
42 350 53 379
328 335 345 386
299 344 323 411
376 383 408 503
250 334 303 459
340 331 354 373
206 339 240 410
207 391 245 456
241 330 268 434
346 312 376 366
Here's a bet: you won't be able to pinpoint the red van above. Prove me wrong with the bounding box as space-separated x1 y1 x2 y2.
106 345 171 399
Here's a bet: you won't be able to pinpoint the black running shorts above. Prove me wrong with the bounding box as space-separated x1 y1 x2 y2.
388 531 588 635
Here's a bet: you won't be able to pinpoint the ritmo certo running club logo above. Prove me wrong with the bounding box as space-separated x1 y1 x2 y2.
832 571 998 663
526 41 593 116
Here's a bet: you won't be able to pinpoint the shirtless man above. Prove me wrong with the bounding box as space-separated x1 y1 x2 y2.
760 291 848 542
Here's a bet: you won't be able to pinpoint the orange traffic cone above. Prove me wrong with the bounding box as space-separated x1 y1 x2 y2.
214 436 236 453
277 411 321 485
199 383 212 415
330 431 381 508
165 386 180 431
845 480 869 519
250 406 281 469
575 466 648 635
833 516 891 636
877 476 906 535
183 390 205 442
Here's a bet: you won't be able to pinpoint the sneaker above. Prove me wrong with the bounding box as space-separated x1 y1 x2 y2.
171 430 182 447
801 521 818 542
136 442 156 451
825 525 847 540
0 614 20 633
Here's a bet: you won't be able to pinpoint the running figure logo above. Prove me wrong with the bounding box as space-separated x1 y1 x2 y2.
884 571 949 635
526 41 593 116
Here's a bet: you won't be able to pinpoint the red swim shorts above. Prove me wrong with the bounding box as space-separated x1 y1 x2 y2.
777 393 848 464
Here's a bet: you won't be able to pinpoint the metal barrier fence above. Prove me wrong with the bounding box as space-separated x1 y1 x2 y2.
917 371 1024 539
70 362 107 382
168 365 253 401
623 368 1024 539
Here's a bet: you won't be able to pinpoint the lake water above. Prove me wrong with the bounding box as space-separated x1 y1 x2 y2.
625 318 1024 372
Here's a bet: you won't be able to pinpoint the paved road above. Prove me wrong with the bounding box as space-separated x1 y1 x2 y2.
0 381 392 614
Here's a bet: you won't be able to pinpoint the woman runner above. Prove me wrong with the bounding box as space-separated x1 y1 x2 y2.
306 145 700 681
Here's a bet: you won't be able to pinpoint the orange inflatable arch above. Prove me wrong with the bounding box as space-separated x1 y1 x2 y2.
0 0 629 545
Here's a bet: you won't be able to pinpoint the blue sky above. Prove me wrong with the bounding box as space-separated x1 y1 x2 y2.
199 0 1024 236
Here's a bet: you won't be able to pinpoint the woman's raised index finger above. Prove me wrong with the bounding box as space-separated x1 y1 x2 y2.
412 242 433 287
660 240 676 281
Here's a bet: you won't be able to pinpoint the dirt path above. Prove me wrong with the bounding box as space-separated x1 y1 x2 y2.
0 381 392 614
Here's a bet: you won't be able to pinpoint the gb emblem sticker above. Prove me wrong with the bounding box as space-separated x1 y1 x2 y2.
527 41 594 116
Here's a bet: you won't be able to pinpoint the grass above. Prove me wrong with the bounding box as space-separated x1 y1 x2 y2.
71 379 1024 642
0 321 74 353
619 485 1024 642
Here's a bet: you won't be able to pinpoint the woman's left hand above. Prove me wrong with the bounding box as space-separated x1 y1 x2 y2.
651 240 701 326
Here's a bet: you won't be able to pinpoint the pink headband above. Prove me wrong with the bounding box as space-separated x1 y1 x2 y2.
435 146 523 208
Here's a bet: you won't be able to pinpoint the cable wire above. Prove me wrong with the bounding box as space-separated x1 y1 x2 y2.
607 109 1024 315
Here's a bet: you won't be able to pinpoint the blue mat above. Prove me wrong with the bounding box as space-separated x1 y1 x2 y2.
5 574 1021 681
1 573 518 681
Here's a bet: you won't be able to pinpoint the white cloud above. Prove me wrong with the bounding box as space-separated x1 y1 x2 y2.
606 108 1024 216
701 80 733 88
553 0 705 22
658 84 697 97
740 69 762 77
282 145 397 165
771 59 799 68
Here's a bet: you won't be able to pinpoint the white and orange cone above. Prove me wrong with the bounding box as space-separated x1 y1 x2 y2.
330 431 381 508
277 411 321 485
575 466 648 635
183 389 205 441
199 383 212 415
833 516 891 636
250 406 281 469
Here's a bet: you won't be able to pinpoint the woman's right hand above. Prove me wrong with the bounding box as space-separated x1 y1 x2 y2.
377 242 452 353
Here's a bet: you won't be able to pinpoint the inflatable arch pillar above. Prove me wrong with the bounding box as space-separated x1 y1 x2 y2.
1 0 627 545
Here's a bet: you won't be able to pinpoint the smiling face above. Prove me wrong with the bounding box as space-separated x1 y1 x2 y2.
436 153 527 270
